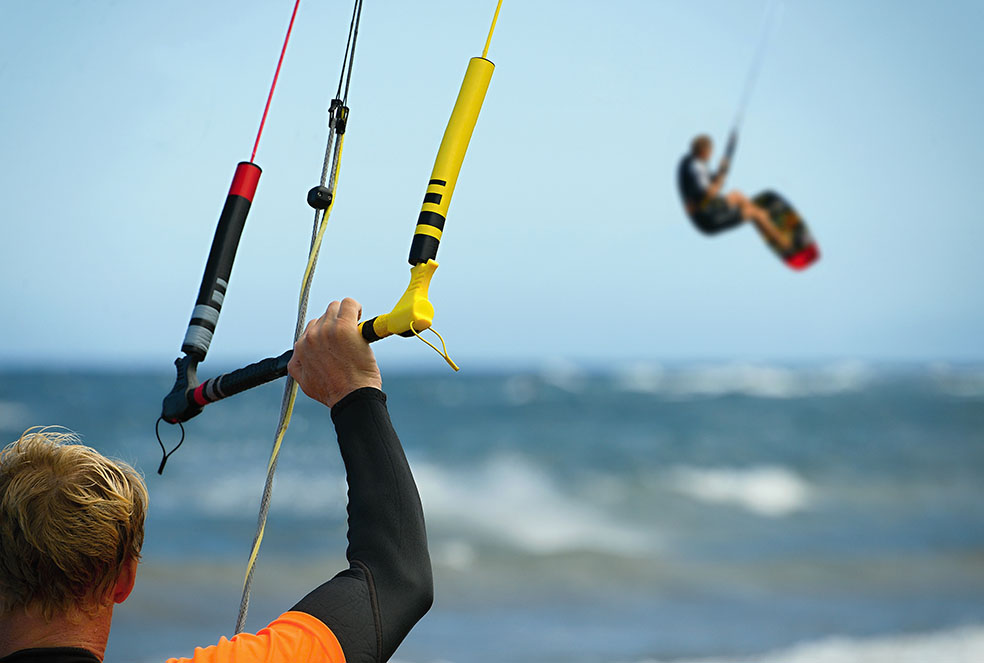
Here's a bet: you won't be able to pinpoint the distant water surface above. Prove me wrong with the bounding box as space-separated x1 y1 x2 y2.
1 363 982 662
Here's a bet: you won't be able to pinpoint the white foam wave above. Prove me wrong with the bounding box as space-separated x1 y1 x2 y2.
668 465 813 517
153 469 346 519
537 357 588 392
627 624 984 663
155 455 654 558
0 401 31 430
414 454 653 556
615 361 872 398
614 362 667 393
929 363 984 397
503 359 589 404
431 539 478 571
503 375 539 405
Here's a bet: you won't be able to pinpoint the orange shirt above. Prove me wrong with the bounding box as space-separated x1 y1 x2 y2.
166 611 345 663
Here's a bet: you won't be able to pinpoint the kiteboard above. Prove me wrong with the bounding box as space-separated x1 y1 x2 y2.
751 190 819 270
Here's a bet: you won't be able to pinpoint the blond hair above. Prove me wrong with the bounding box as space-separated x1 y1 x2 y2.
0 427 148 620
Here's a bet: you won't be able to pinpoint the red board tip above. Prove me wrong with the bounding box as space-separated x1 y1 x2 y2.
786 244 820 270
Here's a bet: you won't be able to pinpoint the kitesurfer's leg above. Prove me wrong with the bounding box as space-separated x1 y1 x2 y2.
728 191 791 251
746 202 792 251
724 190 750 208
289 299 433 663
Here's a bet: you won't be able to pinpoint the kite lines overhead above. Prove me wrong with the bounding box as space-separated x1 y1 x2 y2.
723 0 784 165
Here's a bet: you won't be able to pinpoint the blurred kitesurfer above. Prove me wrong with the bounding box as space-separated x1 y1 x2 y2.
677 134 790 250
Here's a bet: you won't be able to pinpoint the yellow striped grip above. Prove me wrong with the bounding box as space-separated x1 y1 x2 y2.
413 223 443 241
409 56 495 265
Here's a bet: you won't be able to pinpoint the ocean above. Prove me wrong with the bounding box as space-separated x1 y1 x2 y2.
1 362 983 662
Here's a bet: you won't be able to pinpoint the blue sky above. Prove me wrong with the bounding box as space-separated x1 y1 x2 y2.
1 1 982 368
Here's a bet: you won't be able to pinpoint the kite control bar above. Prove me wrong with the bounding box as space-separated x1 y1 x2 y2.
162 53 495 425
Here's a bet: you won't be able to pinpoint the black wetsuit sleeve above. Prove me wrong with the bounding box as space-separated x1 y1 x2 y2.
291 387 433 663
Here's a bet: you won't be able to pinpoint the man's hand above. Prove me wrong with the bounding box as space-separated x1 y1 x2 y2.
716 157 731 179
288 298 382 407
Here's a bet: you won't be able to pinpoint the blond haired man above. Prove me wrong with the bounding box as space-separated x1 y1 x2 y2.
0 298 432 662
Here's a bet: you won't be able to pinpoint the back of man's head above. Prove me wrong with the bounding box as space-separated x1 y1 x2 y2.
691 134 712 157
0 428 148 621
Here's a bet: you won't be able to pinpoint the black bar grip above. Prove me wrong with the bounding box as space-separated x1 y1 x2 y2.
162 350 291 425
164 312 388 425
180 162 262 360
360 316 383 342
197 350 292 406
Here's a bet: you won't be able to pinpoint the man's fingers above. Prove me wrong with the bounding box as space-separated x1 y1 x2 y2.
323 300 342 321
303 299 362 342
336 297 362 324
287 352 302 380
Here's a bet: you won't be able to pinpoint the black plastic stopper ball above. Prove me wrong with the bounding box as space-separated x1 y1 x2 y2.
307 186 333 210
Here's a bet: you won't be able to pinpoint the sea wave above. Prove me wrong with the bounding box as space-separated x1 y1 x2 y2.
537 357 588 393
929 363 984 398
151 468 347 519
625 624 984 663
151 453 655 558
414 454 654 557
614 361 872 399
666 465 813 517
0 400 31 430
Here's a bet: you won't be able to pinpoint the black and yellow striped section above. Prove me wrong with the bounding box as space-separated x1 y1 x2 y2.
409 57 494 265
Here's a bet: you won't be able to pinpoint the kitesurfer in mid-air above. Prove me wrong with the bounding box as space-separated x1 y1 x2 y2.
0 298 431 663
678 134 790 250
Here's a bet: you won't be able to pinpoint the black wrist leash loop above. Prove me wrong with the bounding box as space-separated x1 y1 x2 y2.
156 416 186 475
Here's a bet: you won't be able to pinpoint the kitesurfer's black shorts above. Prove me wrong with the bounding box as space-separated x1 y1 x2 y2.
691 197 744 235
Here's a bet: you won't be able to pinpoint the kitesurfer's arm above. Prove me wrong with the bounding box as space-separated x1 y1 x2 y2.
287 298 433 663
707 159 729 199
